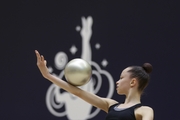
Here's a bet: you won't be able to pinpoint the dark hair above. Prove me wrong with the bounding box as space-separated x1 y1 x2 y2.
128 63 153 92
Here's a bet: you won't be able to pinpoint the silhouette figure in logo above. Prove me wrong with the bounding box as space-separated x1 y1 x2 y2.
35 18 154 120
45 16 115 120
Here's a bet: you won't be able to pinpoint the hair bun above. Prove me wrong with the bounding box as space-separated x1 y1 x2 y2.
142 63 153 74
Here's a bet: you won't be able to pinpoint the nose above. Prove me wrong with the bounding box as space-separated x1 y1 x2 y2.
116 80 119 85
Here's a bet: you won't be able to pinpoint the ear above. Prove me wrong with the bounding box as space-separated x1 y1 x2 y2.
130 78 137 87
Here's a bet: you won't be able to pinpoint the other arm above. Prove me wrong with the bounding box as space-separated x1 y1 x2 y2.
141 106 154 120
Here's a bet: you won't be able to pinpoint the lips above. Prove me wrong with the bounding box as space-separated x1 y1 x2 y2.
116 86 118 90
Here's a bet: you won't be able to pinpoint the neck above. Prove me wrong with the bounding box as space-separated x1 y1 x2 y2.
124 90 141 105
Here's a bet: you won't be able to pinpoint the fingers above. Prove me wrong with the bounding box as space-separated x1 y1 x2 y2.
41 55 44 61
35 50 47 64
44 60 47 65
35 50 41 62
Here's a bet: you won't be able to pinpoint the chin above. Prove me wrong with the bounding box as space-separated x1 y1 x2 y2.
117 90 124 95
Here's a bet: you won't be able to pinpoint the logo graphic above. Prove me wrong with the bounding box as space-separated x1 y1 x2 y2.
46 16 115 120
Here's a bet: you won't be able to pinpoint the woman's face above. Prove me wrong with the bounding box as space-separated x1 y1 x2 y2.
116 67 132 95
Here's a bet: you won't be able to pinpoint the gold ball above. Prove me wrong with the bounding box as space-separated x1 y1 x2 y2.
64 58 92 86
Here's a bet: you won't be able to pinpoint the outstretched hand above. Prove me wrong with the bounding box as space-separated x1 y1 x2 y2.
35 50 50 78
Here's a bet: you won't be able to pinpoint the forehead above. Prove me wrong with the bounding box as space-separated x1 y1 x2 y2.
120 67 131 76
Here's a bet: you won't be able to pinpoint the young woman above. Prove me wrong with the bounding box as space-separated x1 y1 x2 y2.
35 50 154 120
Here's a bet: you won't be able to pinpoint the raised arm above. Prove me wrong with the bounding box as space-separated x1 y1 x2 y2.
35 50 117 112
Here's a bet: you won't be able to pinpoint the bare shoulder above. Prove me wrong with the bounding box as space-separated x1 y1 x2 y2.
135 106 154 120
141 106 153 111
136 106 154 114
